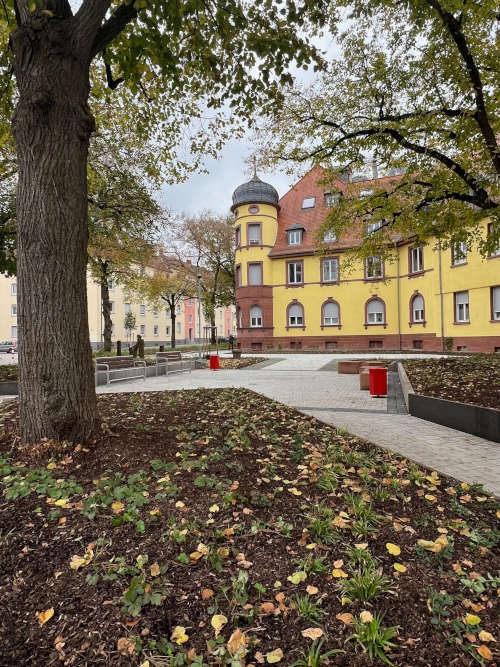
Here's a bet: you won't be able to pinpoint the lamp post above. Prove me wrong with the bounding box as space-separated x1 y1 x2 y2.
197 270 202 359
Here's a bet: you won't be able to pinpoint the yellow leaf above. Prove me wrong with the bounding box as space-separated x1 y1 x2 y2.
227 628 247 655
209 504 220 513
496 509 500 519
190 551 203 561
332 568 348 578
333 559 344 568
341 597 352 606
140 662 150 667
266 648 283 663
287 571 307 584
211 614 228 631
479 631 495 643
171 626 189 644
55 498 69 506
197 543 209 555
111 501 124 513
69 550 93 569
424 494 436 502
354 542 368 550
175 501 185 508
465 614 481 626
360 611 373 623
288 487 302 496
394 563 407 573
47 463 56 470
306 585 318 595
477 645 493 660
386 543 401 556
336 612 354 625
301 628 323 640
37 608 54 626
150 562 160 577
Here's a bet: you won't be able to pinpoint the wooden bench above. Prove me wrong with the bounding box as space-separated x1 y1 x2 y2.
95 356 146 386
156 351 192 376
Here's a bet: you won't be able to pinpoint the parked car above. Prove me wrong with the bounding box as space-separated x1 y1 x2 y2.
0 340 17 353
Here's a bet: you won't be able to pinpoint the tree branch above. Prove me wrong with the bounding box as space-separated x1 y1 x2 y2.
75 0 112 58
425 0 500 174
90 1 140 60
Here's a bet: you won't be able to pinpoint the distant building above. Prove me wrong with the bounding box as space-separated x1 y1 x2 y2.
0 268 236 348
233 165 500 352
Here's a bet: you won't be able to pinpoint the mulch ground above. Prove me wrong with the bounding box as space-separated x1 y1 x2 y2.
404 356 500 410
0 389 499 666
218 357 266 370
0 364 17 382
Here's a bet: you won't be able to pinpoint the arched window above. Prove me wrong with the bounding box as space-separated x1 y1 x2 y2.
288 303 304 327
366 298 385 324
322 300 340 326
250 305 263 328
411 294 425 323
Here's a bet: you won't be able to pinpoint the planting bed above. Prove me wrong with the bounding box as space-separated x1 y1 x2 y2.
0 389 499 665
404 356 500 410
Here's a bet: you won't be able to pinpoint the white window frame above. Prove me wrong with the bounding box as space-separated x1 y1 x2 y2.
365 256 383 279
367 299 384 324
367 220 383 234
455 291 470 323
125 302 131 313
10 304 17 316
301 196 315 209
154 324 159 336
11 283 17 296
288 261 303 284
492 287 500 321
322 258 338 283
140 304 146 316
250 305 263 328
412 295 424 322
452 242 467 265
323 230 337 242
410 247 423 273
323 302 339 326
140 324 145 335
288 304 304 327
247 224 261 245
11 326 17 339
248 263 263 286
324 193 339 208
287 229 302 246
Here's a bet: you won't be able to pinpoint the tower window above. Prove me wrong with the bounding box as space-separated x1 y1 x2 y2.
302 197 315 209
248 205 259 213
248 223 261 244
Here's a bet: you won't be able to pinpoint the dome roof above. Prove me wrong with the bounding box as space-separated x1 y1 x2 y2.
231 175 279 211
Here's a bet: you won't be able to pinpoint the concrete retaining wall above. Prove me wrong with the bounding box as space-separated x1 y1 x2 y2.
399 362 500 442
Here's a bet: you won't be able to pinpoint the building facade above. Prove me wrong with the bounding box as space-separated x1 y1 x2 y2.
233 166 500 353
0 272 236 348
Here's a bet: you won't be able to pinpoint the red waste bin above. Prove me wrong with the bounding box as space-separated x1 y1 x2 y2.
369 367 387 397
209 354 220 370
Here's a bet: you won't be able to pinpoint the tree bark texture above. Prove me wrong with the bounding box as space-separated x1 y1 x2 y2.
99 262 112 352
11 16 97 443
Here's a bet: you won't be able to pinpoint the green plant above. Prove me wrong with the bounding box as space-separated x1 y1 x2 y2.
293 555 329 574
231 570 249 606
414 536 455 567
427 589 455 631
444 337 454 352
291 640 343 666
347 546 377 571
346 613 399 665
337 566 394 602
295 594 325 623
291 435 305 464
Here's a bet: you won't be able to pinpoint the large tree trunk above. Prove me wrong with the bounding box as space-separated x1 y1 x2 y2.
11 17 97 443
99 263 113 352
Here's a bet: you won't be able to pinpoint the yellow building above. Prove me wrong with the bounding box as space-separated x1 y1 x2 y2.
0 271 236 348
232 166 500 353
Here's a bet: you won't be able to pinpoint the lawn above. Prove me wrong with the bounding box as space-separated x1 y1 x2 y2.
404 355 500 410
0 389 498 666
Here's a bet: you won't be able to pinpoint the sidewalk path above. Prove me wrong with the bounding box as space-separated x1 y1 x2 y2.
96 353 500 496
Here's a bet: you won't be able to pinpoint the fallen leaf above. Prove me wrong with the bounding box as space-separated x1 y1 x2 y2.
386 543 401 556
209 504 220 513
333 559 344 568
201 588 214 600
394 563 407 573
117 637 135 655
211 614 228 634
37 608 54 626
150 563 160 577
479 631 496 643
227 628 247 655
360 611 373 623
69 550 93 569
465 614 481 626
332 568 348 578
111 501 124 513
266 648 283 663
260 602 275 615
306 585 318 595
477 645 493 660
301 628 323 640
287 571 307 584
336 612 354 625
170 626 189 644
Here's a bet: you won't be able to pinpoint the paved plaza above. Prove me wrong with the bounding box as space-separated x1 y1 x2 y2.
94 352 500 496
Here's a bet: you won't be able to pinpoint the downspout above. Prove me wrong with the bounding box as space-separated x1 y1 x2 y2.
437 240 445 352
395 242 402 350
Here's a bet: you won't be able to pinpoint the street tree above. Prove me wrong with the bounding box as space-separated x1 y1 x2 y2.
124 311 136 341
258 0 499 261
2 0 325 443
126 255 196 349
174 212 235 343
